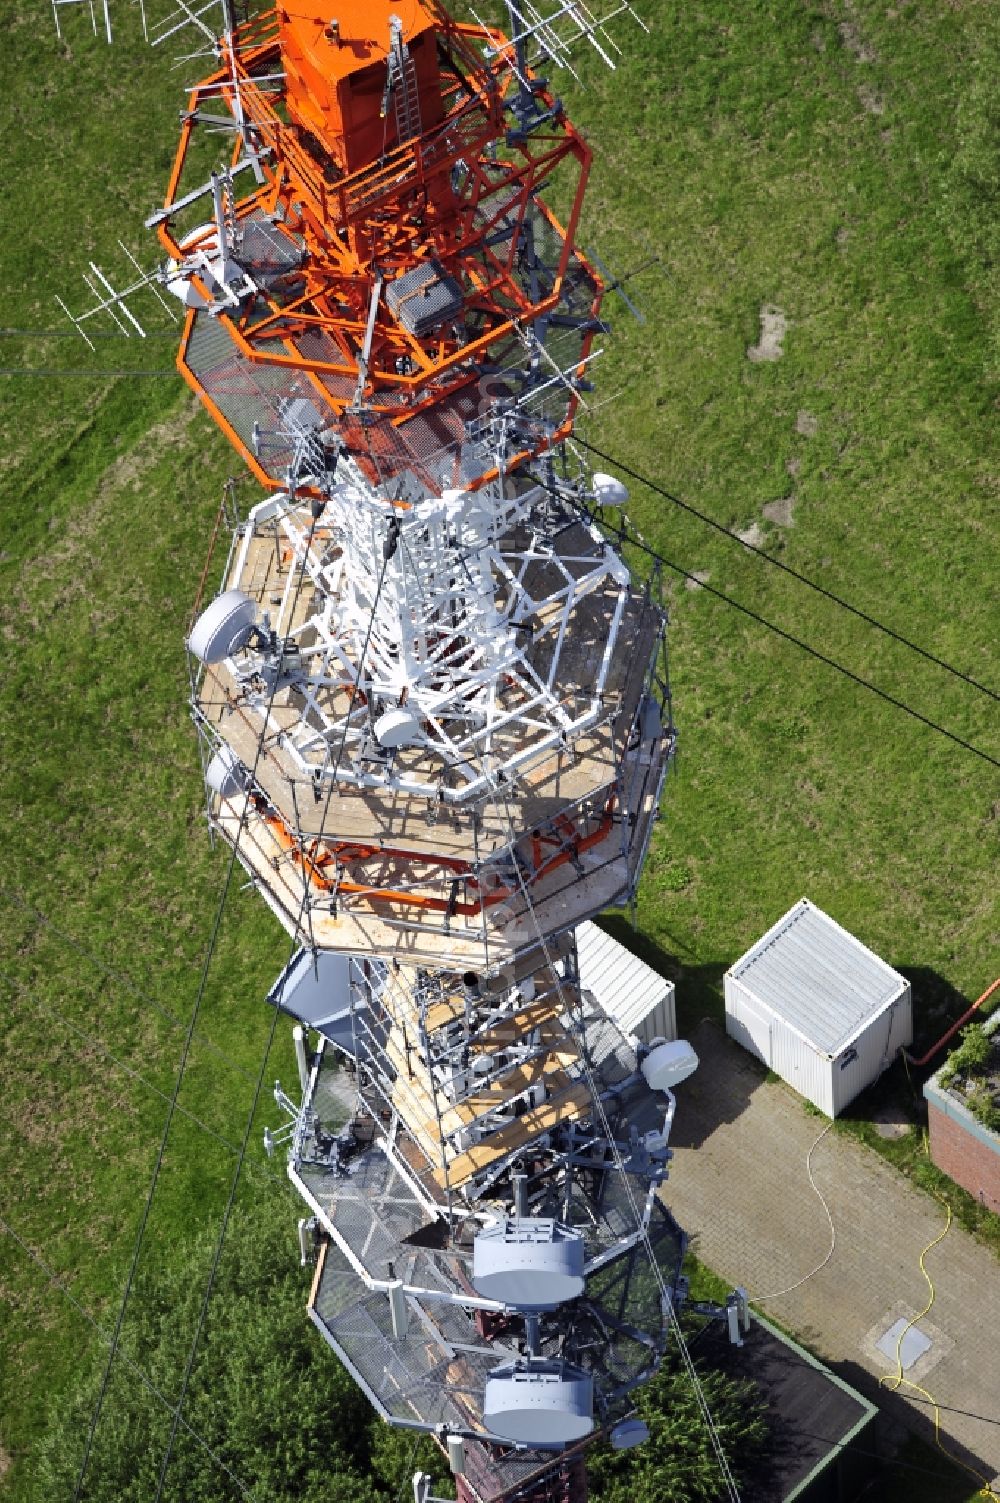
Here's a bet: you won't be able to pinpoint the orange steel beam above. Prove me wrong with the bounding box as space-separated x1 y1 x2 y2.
245 794 618 920
160 2 604 494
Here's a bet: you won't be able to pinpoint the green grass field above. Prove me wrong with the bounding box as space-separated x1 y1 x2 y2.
0 1 997 1498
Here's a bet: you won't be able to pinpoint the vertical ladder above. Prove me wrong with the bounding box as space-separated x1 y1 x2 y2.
386 14 422 145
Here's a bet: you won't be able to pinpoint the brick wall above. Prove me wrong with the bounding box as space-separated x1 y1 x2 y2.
927 1098 1000 1214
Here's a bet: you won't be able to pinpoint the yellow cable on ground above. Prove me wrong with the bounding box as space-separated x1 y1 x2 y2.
880 1196 998 1499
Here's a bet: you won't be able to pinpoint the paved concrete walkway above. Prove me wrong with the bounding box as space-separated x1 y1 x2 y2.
665 1021 1000 1485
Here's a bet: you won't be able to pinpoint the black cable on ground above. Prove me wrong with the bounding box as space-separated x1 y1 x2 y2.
150 984 285 1501
73 502 323 1502
152 509 403 1499
0 1214 254 1499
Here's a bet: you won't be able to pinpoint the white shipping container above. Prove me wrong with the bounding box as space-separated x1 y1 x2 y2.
724 899 912 1117
576 921 677 1045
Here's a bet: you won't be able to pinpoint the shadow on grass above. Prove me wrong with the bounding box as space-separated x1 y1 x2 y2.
897 965 988 1060
834 967 992 1138
598 912 730 1030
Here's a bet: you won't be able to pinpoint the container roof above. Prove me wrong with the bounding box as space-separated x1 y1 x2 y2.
727 899 907 1056
577 920 672 1037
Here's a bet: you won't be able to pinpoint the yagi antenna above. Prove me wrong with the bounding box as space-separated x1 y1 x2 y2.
55 0 224 50
51 0 113 44
479 0 649 85
51 0 153 45
585 247 657 325
146 0 224 48
55 241 177 349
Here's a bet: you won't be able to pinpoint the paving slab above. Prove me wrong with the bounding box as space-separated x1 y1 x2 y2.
665 1020 1000 1482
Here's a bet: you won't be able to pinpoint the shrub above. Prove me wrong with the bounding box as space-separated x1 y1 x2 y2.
588 1354 770 1503
31 1191 446 1503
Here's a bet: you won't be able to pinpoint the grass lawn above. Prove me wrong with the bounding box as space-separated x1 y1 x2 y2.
0 1 996 1499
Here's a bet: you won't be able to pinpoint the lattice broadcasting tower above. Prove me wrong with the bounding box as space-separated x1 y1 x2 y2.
65 3 751 1499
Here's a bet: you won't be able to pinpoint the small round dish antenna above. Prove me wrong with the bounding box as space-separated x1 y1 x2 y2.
641 1039 699 1092
373 707 422 750
188 590 258 664
610 1417 650 1450
205 744 251 800
592 472 629 508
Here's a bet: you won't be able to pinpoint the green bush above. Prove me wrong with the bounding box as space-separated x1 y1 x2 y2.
31 1192 446 1503
967 1084 1000 1136
34 1185 770 1503
941 1022 992 1087
588 1354 770 1503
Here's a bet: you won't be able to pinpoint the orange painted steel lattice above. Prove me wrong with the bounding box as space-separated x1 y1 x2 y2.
157 1 603 493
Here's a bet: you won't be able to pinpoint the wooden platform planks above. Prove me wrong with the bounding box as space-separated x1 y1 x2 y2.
469 992 569 1049
422 992 467 1033
444 1081 592 1188
437 1048 578 1136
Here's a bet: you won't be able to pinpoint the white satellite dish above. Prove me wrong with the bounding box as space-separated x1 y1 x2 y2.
205 744 250 799
641 1039 699 1092
188 590 258 664
592 472 629 508
164 223 219 309
373 707 422 749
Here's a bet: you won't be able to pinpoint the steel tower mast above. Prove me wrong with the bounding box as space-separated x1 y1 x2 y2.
62 3 749 1497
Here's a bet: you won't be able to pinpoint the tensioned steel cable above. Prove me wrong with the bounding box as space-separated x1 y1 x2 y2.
4 978 289 1190
8 983 243 1157
9 1119 990 1499
491 777 743 1503
574 434 1000 704
73 499 324 1502
3 885 260 1087
0 1213 255 1499
569 499 1000 771
151 510 404 1500
150 948 288 1501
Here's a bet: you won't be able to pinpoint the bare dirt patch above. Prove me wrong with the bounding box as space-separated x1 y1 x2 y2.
762 495 797 527
684 570 711 591
858 83 885 115
0 1443 11 1479
838 19 877 63
796 409 819 437
737 522 765 548
747 305 787 363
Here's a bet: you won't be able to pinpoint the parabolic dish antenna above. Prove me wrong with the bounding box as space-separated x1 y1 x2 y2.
188 589 258 664
641 1039 700 1092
